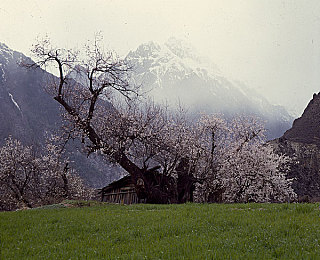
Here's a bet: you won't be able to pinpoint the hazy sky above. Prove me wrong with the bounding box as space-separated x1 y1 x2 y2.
1 0 320 115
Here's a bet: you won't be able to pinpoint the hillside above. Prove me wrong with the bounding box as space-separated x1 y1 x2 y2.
0 43 123 188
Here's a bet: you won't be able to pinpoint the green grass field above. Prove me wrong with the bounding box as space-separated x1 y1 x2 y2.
1 202 320 259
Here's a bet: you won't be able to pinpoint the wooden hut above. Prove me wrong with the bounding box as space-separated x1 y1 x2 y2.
99 175 144 204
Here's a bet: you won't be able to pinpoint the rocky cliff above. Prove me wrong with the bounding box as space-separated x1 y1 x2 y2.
283 93 320 144
271 92 320 200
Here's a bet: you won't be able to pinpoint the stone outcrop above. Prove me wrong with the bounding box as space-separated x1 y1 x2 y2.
283 93 320 145
270 93 320 200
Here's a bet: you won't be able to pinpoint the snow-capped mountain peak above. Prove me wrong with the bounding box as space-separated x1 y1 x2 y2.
126 38 293 139
129 41 161 58
127 38 222 88
165 37 198 60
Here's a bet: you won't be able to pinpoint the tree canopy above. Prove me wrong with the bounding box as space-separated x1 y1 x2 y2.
25 37 296 204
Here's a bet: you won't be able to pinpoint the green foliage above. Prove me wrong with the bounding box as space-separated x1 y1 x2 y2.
1 203 320 259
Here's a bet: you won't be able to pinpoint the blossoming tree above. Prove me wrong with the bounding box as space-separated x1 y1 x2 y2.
0 136 91 210
26 37 296 203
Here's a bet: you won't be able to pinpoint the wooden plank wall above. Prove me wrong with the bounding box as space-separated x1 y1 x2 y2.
102 187 140 204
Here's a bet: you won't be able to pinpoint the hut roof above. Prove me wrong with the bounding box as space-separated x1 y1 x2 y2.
101 175 133 193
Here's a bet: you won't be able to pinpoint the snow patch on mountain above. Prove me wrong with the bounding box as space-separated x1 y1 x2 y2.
0 64 5 82
0 43 14 64
0 43 15 84
8 93 21 111
127 38 223 91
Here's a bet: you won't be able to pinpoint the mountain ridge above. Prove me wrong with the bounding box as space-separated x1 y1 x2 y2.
126 38 293 139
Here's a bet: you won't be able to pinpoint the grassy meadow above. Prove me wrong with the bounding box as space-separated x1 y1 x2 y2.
1 202 320 259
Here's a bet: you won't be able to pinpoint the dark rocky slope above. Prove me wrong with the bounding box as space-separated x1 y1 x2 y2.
0 43 122 188
271 93 320 200
283 93 320 144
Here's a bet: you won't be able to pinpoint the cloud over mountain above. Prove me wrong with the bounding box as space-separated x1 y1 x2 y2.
126 38 293 139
